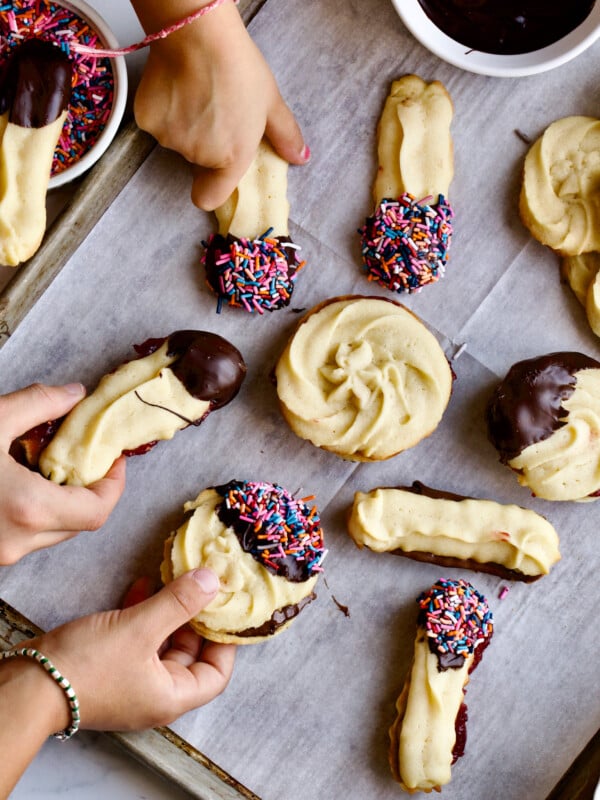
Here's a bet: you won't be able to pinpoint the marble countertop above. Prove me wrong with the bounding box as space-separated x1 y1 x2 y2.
10 2 193 797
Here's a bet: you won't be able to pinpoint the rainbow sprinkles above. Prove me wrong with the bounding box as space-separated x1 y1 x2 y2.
0 0 114 176
215 479 327 581
360 192 454 293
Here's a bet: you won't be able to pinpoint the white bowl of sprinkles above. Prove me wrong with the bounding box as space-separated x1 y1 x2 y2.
0 0 128 187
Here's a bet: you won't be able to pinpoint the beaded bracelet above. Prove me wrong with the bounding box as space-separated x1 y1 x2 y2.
0 647 80 740
72 0 241 59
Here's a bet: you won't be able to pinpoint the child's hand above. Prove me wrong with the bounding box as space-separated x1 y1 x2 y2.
29 569 236 732
0 383 125 565
133 1 309 211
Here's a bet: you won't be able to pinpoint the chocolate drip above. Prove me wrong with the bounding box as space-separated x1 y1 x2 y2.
0 39 72 127
416 0 595 55
233 593 316 638
167 330 246 410
486 352 600 463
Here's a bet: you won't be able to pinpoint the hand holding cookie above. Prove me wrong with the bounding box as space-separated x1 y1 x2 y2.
201 139 305 314
0 384 125 565
132 0 308 212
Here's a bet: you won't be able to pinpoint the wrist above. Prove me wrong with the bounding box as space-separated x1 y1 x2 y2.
131 0 237 35
0 656 69 738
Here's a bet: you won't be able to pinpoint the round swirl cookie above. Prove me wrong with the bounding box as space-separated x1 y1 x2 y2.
274 296 453 461
486 352 600 501
161 480 326 644
520 116 600 255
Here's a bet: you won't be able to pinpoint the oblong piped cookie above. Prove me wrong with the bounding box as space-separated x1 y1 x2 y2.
347 482 560 580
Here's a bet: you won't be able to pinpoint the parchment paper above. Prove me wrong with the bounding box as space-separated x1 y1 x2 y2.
1 0 600 798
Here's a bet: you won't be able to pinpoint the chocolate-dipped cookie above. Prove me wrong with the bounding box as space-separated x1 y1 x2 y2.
38 331 246 486
348 481 560 580
486 352 600 501
0 38 72 266
389 579 493 793
161 480 326 644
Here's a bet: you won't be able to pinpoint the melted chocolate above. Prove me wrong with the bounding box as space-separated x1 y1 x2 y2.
233 593 315 638
167 330 246 410
0 39 72 127
417 0 595 55
452 703 468 764
486 352 600 463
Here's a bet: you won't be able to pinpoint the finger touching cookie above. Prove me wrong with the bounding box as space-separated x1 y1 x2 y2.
161 480 326 644
38 331 246 486
201 139 304 313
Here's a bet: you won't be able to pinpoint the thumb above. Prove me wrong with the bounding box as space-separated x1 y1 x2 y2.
0 382 86 446
128 570 220 646
265 93 310 167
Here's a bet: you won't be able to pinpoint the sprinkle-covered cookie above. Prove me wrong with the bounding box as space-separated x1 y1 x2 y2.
161 480 326 644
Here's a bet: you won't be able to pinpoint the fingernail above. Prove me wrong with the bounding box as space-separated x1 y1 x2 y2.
300 144 311 162
63 382 85 397
192 568 220 594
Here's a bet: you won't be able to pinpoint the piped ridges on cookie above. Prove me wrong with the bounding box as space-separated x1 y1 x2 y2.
214 480 326 582
359 193 454 293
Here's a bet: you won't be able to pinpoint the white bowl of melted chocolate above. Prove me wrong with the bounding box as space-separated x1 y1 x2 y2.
392 0 600 77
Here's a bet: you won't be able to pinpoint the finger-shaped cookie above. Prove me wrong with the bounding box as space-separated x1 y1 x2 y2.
486 351 600 501
360 75 454 293
0 39 72 267
389 579 493 793
520 116 600 255
161 480 326 644
347 482 560 580
274 296 453 461
38 331 246 486
202 139 304 313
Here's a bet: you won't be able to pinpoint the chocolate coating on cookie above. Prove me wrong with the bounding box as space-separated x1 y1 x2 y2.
0 39 72 126
166 330 246 409
214 479 326 582
234 593 316 638
486 352 600 462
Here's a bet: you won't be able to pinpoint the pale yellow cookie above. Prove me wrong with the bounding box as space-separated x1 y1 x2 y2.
373 74 454 205
0 111 66 267
274 295 453 461
520 116 600 255
561 251 600 306
161 482 325 645
389 579 493 793
39 331 246 486
215 139 289 238
347 484 560 579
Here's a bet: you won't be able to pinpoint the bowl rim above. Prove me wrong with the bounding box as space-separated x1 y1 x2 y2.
48 0 128 189
391 0 600 77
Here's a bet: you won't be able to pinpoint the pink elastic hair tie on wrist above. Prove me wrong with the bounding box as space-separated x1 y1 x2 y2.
71 0 240 58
